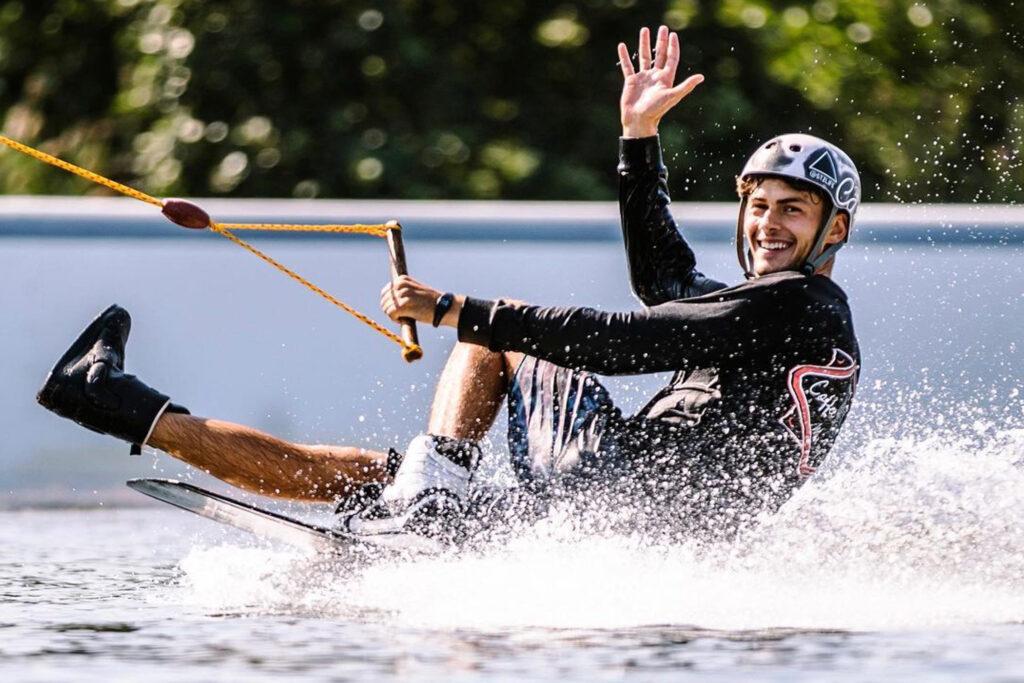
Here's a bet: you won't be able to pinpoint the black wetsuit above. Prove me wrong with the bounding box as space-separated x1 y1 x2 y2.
459 137 860 528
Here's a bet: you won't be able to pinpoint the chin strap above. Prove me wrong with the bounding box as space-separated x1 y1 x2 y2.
800 204 844 276
734 196 755 279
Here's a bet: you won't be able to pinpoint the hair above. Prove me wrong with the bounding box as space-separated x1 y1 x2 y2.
735 174 828 207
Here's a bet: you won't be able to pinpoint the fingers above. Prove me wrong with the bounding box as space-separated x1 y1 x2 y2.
633 26 677 73
666 73 705 104
665 31 680 81
617 42 635 77
380 275 413 322
638 26 651 70
380 281 396 319
653 25 669 70
380 275 438 323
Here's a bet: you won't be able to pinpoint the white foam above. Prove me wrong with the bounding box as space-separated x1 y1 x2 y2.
175 427 1024 631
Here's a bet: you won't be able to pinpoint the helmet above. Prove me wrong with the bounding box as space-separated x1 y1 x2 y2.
735 133 861 277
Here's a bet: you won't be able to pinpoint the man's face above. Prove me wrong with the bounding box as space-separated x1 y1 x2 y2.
742 178 834 276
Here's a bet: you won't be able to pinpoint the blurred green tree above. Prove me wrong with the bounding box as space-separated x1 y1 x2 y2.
0 0 1020 202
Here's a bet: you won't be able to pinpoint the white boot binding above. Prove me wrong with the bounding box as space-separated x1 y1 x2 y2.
341 434 481 538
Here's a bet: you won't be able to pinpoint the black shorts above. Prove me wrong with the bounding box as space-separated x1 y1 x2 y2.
506 355 631 485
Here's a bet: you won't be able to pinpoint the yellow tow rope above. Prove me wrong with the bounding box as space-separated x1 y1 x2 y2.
0 134 422 361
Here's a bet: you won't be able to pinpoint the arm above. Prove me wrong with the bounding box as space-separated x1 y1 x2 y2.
379 276 767 376
455 296 758 375
617 27 725 305
619 136 726 303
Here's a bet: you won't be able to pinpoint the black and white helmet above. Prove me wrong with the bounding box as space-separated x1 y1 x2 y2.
736 133 861 277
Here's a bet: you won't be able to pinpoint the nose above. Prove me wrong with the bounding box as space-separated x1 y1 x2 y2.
755 206 782 233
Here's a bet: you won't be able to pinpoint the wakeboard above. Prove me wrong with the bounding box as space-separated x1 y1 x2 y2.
126 478 442 555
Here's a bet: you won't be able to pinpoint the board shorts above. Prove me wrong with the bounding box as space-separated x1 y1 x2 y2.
495 356 758 539
499 358 795 539
505 355 632 486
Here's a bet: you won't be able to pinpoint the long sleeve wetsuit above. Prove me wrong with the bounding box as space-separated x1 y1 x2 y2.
459 137 860 512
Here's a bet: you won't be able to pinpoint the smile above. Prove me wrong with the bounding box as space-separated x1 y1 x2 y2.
757 240 793 252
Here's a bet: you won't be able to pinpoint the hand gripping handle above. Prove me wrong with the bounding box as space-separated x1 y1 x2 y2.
385 222 422 362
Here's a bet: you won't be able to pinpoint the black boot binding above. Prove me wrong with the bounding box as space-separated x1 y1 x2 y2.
36 304 189 454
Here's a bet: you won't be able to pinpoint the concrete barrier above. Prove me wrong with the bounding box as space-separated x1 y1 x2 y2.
2 197 1023 243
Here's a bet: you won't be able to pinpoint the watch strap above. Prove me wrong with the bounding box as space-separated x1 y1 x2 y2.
432 292 455 327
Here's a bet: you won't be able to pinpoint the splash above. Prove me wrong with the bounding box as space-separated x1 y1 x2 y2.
174 426 1024 631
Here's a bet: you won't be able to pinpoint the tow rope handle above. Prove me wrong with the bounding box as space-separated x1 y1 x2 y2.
384 221 422 362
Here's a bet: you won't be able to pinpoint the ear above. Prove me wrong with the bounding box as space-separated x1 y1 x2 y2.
825 213 849 246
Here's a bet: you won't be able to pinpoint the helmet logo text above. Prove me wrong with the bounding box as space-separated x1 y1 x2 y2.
806 149 839 189
835 177 859 212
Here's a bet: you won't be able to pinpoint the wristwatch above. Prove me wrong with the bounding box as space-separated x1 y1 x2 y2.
432 292 455 327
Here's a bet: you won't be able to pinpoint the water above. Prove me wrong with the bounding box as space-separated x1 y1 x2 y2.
3 229 1024 679
5 436 1024 682
6 438 1024 683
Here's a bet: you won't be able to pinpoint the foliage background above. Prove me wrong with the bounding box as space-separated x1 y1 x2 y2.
0 0 1020 202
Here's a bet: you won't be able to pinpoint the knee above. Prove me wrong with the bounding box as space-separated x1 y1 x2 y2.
447 341 501 370
444 342 521 383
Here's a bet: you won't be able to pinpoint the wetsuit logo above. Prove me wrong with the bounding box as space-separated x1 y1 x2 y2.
781 348 858 477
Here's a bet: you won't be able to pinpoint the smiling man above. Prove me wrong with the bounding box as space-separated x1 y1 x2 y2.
37 26 860 541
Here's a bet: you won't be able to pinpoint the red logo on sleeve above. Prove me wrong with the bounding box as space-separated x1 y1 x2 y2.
781 348 858 477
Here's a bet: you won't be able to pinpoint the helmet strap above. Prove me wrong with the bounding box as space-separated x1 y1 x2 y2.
801 205 843 275
734 196 755 279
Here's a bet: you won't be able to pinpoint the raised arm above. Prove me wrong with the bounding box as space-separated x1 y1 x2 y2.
617 27 726 304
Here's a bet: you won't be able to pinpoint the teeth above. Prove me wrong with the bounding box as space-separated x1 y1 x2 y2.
759 241 791 251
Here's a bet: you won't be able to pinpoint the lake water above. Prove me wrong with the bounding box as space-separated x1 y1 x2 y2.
3 208 1024 680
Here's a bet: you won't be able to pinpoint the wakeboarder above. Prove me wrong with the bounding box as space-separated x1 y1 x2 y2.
37 26 861 540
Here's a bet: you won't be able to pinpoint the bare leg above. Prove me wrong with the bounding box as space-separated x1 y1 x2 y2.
148 343 521 502
150 413 388 502
427 342 522 440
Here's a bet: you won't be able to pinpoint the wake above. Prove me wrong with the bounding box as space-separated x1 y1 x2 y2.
174 415 1024 631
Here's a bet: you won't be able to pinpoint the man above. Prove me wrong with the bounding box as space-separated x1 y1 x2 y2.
37 27 860 539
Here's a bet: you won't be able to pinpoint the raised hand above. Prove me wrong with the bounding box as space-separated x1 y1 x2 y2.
618 26 704 138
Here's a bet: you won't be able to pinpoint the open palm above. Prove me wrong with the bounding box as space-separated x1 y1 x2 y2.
618 26 704 138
